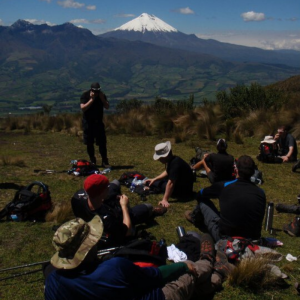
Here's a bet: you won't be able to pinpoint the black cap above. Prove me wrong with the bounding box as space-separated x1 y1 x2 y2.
91 82 101 91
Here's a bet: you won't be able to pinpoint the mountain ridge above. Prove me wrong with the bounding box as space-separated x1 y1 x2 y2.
101 13 300 68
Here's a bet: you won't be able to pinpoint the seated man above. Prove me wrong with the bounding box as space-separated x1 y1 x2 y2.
274 125 298 162
192 139 234 183
71 174 166 246
186 155 266 242
146 141 194 207
44 215 224 300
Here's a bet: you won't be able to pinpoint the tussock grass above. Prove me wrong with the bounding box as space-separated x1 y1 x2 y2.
0 156 26 167
227 258 286 292
45 201 73 224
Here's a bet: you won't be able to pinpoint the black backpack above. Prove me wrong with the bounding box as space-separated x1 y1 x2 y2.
0 181 52 221
257 143 281 163
68 159 100 176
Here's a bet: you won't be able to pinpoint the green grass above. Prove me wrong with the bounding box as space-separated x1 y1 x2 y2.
0 131 300 299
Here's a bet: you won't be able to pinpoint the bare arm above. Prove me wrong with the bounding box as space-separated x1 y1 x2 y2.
119 195 133 236
159 179 175 208
282 146 294 162
146 170 168 186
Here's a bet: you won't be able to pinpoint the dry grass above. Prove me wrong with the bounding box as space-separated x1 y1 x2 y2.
0 156 27 167
45 201 73 224
227 258 286 291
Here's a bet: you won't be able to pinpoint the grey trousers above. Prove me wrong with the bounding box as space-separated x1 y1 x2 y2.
162 260 222 300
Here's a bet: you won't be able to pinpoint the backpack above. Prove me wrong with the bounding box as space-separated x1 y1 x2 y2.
0 181 52 221
68 159 100 176
118 171 146 187
257 143 281 163
101 236 168 267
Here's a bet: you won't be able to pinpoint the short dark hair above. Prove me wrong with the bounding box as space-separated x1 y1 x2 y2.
236 155 256 180
217 138 227 152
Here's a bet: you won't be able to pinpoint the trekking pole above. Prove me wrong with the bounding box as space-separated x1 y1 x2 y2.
0 268 42 282
0 260 49 273
97 247 121 256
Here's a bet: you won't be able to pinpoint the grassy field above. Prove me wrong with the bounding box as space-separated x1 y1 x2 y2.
0 130 300 299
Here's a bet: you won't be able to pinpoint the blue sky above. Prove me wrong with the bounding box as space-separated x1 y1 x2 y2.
0 0 299 50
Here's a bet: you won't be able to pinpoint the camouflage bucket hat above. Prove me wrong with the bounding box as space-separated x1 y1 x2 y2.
51 215 103 269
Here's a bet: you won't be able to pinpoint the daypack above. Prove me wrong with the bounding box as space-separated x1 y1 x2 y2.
119 171 163 200
68 159 100 176
102 237 168 267
118 171 146 187
0 181 52 222
257 143 281 163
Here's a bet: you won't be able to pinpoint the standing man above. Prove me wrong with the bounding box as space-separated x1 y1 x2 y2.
274 125 298 163
80 82 110 168
146 141 194 208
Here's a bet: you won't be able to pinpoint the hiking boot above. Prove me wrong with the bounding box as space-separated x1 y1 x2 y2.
185 208 205 230
292 160 300 172
185 210 194 224
214 250 235 281
283 217 300 237
200 233 215 262
276 203 300 214
90 157 96 165
102 159 111 168
152 206 167 217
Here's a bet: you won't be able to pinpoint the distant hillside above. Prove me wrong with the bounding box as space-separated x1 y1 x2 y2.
101 13 300 68
268 75 300 93
0 20 299 116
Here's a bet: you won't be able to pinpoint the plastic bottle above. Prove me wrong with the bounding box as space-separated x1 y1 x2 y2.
130 177 138 192
264 202 274 232
102 168 111 174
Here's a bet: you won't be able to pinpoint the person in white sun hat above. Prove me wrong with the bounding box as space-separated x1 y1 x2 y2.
145 141 194 207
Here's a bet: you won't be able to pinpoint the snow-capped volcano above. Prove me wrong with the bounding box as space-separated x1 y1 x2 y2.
114 13 178 33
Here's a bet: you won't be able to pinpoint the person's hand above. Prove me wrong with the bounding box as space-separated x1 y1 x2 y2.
159 199 170 208
281 156 289 162
274 133 280 140
90 90 96 100
119 194 129 207
203 153 209 159
145 179 155 186
184 261 197 277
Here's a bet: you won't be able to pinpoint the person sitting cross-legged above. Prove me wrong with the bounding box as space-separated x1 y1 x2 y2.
44 216 230 300
145 141 194 208
192 138 234 183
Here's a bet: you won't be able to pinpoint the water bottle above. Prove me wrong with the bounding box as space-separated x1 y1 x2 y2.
102 168 111 174
264 202 274 232
176 226 186 238
130 177 138 192
10 214 20 221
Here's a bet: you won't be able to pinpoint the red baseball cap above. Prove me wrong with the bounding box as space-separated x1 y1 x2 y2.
84 174 109 199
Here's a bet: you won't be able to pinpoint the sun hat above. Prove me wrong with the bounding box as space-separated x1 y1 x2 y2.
153 141 171 160
261 136 276 144
51 215 103 269
84 174 109 199
91 82 101 91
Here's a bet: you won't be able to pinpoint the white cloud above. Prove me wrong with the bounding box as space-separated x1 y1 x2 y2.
0 19 3 26
86 5 96 10
172 7 195 15
25 19 56 26
241 11 265 22
91 19 106 24
195 30 300 51
70 19 89 24
114 14 136 18
57 0 84 9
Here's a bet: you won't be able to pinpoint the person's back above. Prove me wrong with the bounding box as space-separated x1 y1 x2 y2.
167 155 194 197
218 178 266 239
205 152 234 182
